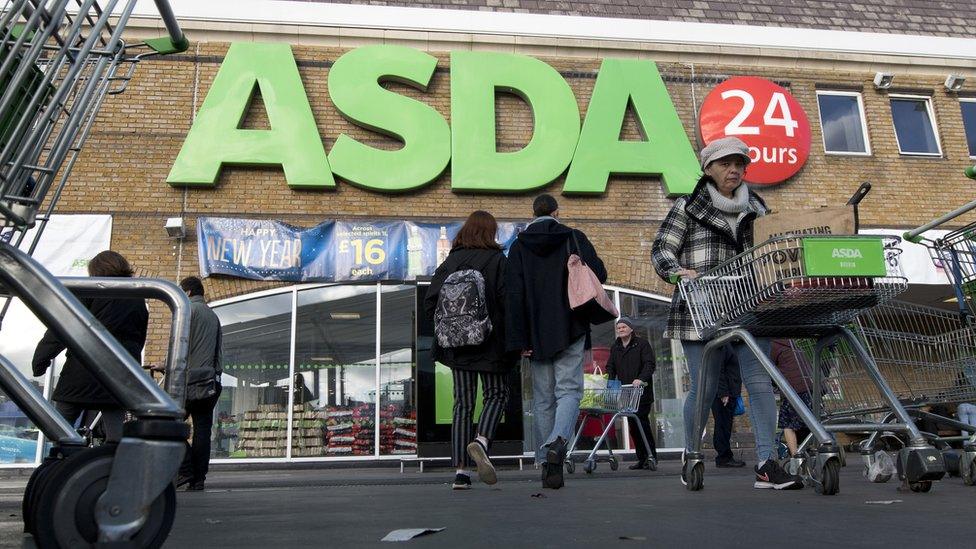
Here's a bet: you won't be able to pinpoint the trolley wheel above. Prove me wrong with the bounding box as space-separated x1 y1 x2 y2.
908 480 933 493
816 459 840 496
609 457 619 471
565 459 575 474
33 445 176 549
583 460 596 474
685 462 704 491
963 458 976 487
22 457 64 535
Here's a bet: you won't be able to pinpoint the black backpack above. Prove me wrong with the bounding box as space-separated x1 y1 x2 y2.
434 257 493 348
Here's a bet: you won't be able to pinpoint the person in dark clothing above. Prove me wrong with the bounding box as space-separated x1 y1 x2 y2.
505 194 607 490
31 250 148 443
770 339 813 456
605 317 659 470
712 345 745 467
176 276 223 492
424 210 514 490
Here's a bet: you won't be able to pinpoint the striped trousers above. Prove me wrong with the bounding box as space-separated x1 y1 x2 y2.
452 369 510 468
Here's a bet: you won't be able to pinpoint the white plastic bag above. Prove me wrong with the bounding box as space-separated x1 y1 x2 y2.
866 450 895 483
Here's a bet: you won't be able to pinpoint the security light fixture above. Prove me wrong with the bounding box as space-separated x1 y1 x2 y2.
945 74 966 92
164 217 185 239
873 72 894 90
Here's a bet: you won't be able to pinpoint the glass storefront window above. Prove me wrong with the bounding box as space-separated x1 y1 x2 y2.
295 285 377 458
380 285 416 456
209 284 678 463
581 291 627 452
0 299 59 465
214 291 293 458
619 293 685 450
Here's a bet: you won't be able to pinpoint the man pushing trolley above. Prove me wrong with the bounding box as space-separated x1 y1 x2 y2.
652 136 946 495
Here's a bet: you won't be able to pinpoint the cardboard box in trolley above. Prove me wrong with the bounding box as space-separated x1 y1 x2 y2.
751 206 856 288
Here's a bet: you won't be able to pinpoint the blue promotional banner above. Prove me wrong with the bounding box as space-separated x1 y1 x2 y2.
198 218 334 280
198 217 529 283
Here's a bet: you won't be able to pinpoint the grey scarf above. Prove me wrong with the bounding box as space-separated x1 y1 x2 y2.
706 182 750 233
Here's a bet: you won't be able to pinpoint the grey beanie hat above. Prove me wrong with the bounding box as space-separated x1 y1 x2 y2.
616 316 635 329
700 136 752 169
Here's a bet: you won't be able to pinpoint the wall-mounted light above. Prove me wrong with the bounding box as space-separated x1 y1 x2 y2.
945 74 966 92
873 72 894 90
164 217 185 239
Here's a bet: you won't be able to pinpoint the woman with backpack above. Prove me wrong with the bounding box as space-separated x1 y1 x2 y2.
424 210 514 490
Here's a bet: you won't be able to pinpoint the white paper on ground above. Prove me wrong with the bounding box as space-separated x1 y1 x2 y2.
381 528 446 542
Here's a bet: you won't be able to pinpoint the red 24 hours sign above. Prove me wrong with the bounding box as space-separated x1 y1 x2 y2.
698 76 811 186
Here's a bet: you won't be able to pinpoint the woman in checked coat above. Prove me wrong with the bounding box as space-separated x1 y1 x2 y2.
651 136 802 491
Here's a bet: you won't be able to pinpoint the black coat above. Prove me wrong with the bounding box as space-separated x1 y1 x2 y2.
716 345 742 400
504 218 607 360
424 247 515 373
606 336 656 403
32 297 149 408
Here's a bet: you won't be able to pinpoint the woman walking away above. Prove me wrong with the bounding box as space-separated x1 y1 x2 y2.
425 211 515 490
651 137 803 490
32 250 149 443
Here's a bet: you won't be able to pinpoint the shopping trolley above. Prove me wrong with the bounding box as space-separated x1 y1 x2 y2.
904 166 976 325
0 1 191 546
678 234 947 495
850 301 976 485
565 384 655 474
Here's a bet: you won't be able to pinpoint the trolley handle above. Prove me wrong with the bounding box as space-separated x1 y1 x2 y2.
846 182 871 206
904 167 976 243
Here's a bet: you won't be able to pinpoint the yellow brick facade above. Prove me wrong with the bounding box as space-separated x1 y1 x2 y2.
50 38 976 363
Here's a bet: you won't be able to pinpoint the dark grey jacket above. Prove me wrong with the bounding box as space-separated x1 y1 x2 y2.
185 295 222 397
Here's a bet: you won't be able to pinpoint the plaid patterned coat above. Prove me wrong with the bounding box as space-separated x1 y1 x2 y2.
651 180 768 341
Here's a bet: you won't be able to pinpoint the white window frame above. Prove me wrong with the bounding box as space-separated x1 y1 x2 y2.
815 90 872 156
889 93 943 157
961 97 976 159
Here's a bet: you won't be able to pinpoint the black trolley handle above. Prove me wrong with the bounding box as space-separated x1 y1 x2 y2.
846 182 871 233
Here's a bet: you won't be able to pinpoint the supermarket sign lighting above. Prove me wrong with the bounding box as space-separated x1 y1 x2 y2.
167 43 809 196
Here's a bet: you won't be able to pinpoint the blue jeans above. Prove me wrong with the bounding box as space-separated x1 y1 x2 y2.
958 403 976 437
531 335 585 463
681 337 776 462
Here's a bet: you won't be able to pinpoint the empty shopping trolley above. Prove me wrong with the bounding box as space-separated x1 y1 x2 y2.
565 384 655 474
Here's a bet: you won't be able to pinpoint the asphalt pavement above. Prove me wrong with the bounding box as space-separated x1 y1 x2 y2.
2 458 974 548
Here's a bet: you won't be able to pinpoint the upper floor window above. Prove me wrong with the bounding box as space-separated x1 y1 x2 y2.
889 94 942 156
961 98 976 158
816 91 871 155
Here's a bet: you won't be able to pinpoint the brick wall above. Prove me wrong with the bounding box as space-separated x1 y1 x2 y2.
52 40 976 362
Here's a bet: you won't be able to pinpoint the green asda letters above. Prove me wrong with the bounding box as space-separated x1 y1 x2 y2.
166 42 334 189
167 43 697 196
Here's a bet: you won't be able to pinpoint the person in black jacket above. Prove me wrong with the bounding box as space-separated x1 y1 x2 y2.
505 194 607 489
424 211 514 490
712 345 745 468
605 317 658 470
31 251 148 442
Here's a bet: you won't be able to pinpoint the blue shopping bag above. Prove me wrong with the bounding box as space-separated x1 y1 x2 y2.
733 395 746 416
